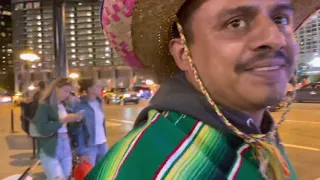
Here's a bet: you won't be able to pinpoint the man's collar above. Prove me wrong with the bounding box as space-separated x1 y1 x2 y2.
218 105 274 135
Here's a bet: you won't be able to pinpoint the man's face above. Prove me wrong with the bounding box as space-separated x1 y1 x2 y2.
187 0 297 111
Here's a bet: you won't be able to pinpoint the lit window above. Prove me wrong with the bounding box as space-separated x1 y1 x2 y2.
34 2 40 8
86 12 92 16
89 61 93 64
87 18 92 22
37 15 41 20
72 55 76 58
87 36 93 40
105 53 110 57
79 3 82 5
70 19 75 23
14 3 24 11
0 21 5 26
38 33 42 37
38 39 42 43
70 31 75 35
7 49 12 53
37 27 42 31
71 43 76 47
70 13 75 17
70 25 75 29
88 48 93 52
26 2 33 9
106 60 110 64
87 30 92 34
72 62 76 65
86 24 92 28
38 45 42 48
37 21 42 25
71 49 76 53
1 32 6 37
39 51 42 54
71 37 75 41
105 47 111 52
88 42 93 46
38 63 42 67
31 65 36 68
2 57 5 59
89 54 93 58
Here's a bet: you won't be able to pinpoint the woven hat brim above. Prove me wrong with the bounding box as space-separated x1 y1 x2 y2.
131 0 320 81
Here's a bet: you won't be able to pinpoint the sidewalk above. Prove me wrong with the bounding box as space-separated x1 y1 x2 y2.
0 105 45 179
0 103 131 179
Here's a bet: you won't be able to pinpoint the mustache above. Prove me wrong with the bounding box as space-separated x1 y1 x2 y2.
235 50 291 73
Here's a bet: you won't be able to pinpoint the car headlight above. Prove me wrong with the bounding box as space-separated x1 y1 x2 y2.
124 94 131 98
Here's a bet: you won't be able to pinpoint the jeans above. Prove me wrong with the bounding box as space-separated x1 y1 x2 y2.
39 135 72 180
86 143 108 166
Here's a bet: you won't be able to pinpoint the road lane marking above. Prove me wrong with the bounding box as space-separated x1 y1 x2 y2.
283 143 320 152
106 122 122 127
286 120 320 124
108 119 134 124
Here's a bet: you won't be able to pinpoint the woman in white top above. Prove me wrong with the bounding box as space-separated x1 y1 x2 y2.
75 78 108 166
33 77 83 180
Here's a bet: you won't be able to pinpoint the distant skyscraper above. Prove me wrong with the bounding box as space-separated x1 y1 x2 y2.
295 10 320 74
11 0 135 92
0 5 13 91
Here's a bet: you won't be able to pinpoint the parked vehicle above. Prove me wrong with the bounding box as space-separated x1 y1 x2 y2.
12 90 34 106
0 94 12 103
295 83 320 103
103 88 140 105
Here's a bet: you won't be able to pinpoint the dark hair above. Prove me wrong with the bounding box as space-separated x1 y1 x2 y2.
172 0 206 43
37 81 46 90
78 78 95 93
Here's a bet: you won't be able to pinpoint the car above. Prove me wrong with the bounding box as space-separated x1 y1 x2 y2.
267 100 286 112
0 94 12 103
12 91 33 106
103 88 140 105
295 83 320 103
132 86 152 99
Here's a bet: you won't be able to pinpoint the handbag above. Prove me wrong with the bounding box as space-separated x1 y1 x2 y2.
74 161 93 180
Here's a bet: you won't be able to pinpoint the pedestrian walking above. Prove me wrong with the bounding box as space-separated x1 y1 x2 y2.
74 78 108 166
33 77 83 180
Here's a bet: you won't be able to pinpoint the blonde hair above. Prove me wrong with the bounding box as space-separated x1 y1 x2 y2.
40 77 72 107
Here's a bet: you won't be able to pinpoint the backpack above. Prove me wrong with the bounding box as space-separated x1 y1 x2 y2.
20 100 38 135
20 91 41 135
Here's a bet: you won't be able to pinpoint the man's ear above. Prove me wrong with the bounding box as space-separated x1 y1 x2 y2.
169 38 190 71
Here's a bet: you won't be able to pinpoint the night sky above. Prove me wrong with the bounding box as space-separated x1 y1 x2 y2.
0 0 11 6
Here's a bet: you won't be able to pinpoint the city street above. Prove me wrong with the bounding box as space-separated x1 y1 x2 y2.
0 101 319 179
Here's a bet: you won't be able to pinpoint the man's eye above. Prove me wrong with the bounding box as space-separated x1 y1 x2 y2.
227 19 247 29
274 16 289 25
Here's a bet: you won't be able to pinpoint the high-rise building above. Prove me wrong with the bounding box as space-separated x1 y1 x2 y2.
0 5 13 91
296 10 320 75
11 0 136 92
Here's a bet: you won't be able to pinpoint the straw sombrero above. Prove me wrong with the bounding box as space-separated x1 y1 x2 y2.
101 0 320 81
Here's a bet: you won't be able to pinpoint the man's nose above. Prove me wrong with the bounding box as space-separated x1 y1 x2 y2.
248 15 286 52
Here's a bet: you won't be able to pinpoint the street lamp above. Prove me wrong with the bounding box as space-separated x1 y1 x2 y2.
20 53 40 62
309 57 320 68
19 52 40 96
69 73 79 79
145 79 154 85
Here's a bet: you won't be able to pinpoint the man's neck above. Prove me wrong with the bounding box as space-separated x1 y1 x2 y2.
185 72 265 131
